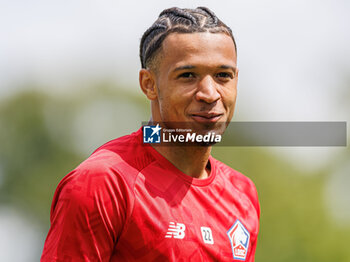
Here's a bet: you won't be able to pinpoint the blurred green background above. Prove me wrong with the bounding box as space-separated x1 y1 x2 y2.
0 1 349 261
0 84 349 261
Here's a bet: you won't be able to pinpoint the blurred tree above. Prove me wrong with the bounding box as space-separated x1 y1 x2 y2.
0 90 83 225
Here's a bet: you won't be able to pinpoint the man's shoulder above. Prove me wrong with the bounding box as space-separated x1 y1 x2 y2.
213 158 253 184
63 129 155 189
212 157 259 210
86 129 154 172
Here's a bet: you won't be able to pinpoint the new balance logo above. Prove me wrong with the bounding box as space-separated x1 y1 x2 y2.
165 222 186 239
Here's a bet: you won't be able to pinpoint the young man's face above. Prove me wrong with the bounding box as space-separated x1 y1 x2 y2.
150 32 238 135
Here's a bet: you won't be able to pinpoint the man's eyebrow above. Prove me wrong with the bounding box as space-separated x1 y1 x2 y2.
218 65 237 72
173 65 237 72
173 65 196 72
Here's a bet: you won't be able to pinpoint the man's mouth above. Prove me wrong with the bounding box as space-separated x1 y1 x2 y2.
190 112 223 123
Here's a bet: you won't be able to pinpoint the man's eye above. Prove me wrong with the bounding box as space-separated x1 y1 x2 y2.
216 72 233 79
178 72 195 78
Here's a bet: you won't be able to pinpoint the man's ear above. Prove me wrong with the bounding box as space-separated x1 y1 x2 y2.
139 69 158 100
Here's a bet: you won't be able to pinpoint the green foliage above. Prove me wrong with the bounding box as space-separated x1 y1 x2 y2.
0 91 84 224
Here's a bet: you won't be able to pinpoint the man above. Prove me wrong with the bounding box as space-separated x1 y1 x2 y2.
41 6 260 261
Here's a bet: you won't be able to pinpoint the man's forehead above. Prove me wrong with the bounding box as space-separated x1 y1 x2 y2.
159 32 237 68
162 32 235 50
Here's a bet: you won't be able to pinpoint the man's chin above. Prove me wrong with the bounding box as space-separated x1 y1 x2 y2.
194 140 219 147
191 121 228 137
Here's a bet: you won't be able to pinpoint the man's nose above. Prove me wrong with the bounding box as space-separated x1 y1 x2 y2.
195 75 220 104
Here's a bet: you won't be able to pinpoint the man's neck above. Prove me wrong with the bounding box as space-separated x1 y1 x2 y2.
152 144 212 179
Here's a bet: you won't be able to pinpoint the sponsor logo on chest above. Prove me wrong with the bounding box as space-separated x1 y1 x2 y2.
165 222 186 239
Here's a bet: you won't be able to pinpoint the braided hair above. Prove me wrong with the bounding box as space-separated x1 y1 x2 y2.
140 7 236 70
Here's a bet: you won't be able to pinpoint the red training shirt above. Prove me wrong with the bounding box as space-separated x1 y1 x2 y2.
41 128 260 261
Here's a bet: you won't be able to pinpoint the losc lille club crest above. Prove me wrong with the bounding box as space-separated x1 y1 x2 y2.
227 220 250 261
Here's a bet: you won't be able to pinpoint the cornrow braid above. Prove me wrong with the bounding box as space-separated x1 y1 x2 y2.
159 7 198 26
197 7 218 25
140 6 236 70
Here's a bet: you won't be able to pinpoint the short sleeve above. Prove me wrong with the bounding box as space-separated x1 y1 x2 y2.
41 166 134 262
